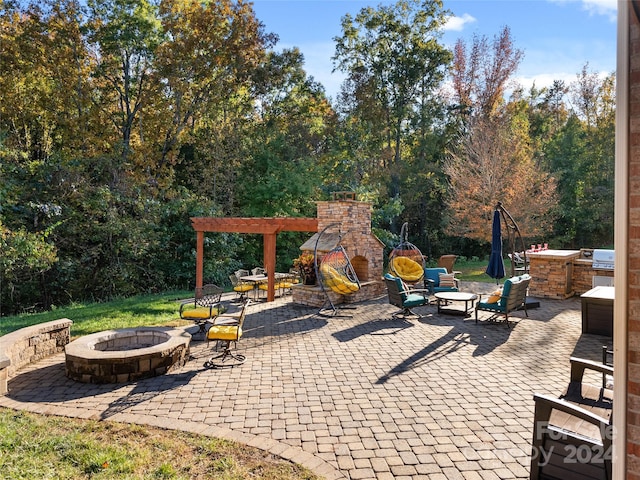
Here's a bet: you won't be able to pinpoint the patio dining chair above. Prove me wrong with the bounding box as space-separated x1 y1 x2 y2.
179 284 226 337
437 255 458 274
229 274 253 301
204 300 250 368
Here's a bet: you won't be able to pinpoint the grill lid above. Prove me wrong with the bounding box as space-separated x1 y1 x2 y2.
592 249 614 270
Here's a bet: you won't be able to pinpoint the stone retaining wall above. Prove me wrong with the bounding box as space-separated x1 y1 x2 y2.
0 319 72 395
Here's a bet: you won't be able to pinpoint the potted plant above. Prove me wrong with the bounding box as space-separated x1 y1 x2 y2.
293 252 316 285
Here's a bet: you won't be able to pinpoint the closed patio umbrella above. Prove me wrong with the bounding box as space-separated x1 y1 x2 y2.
486 209 505 283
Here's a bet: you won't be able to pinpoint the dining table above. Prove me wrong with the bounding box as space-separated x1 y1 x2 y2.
239 273 291 300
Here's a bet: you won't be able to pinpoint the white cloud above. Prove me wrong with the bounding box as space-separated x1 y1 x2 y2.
581 0 617 21
515 72 576 92
444 13 477 32
550 0 617 21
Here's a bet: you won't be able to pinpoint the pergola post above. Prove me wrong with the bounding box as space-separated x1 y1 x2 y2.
196 230 204 289
264 233 277 302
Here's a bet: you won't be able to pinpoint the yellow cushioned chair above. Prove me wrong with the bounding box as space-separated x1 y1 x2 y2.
179 284 226 337
204 300 250 368
390 256 424 283
229 274 254 301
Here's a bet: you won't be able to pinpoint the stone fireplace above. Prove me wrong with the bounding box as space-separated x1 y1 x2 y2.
292 199 386 308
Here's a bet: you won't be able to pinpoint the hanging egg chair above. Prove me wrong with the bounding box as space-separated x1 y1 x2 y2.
314 223 360 316
388 222 425 284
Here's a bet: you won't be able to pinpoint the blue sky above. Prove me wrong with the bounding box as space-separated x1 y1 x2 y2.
251 0 617 100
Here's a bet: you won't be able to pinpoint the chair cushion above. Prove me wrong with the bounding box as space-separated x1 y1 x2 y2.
391 256 424 282
404 293 427 308
181 306 224 320
438 273 456 288
207 325 242 341
476 301 505 312
234 285 254 293
321 264 359 294
433 286 458 293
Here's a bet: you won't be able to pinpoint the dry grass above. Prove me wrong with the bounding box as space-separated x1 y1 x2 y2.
0 408 321 479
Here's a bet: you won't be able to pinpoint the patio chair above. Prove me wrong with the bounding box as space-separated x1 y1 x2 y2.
475 274 530 326
423 267 459 297
437 255 458 274
384 273 430 318
204 300 250 368
179 284 226 337
507 252 529 275
229 274 254 301
530 357 613 480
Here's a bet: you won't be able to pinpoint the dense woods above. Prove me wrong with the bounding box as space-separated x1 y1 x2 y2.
0 0 615 315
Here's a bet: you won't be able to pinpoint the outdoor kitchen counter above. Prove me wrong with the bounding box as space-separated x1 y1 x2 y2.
527 249 581 299
526 249 581 259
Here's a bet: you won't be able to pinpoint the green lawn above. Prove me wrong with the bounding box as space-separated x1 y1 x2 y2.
433 256 516 283
0 290 192 338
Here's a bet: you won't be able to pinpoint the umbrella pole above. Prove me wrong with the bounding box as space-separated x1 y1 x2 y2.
495 202 527 277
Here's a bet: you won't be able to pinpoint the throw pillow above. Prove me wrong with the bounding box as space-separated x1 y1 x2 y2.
487 289 502 303
438 273 456 288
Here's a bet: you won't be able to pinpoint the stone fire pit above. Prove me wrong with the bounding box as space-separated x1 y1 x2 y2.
65 327 191 384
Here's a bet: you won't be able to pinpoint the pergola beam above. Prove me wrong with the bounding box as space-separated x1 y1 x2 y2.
190 217 318 301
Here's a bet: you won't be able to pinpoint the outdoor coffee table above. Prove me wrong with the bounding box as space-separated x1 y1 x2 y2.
435 291 478 316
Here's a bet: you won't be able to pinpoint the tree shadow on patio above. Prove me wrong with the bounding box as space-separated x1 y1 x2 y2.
331 317 415 342
375 311 515 384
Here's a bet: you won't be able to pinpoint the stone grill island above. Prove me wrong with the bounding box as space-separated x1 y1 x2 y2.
527 248 614 299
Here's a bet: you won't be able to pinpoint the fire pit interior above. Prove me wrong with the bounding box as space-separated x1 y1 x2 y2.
65 327 191 384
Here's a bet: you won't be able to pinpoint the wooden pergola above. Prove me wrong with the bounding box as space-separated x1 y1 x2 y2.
190 217 319 302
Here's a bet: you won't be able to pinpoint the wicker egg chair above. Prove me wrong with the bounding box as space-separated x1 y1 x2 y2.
314 224 360 316
388 222 425 284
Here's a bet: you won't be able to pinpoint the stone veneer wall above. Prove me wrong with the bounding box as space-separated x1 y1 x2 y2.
0 319 72 395
292 200 386 307
572 262 615 295
528 253 580 299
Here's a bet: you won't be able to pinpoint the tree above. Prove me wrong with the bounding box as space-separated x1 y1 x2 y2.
451 26 523 118
238 49 334 217
84 0 162 166
153 0 274 183
545 67 615 247
445 27 557 242
333 0 452 198
446 112 558 240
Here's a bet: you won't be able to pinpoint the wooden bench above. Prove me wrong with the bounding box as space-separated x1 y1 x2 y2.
530 357 613 480
0 319 72 395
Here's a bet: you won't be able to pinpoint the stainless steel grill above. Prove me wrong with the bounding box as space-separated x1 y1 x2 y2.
592 249 615 270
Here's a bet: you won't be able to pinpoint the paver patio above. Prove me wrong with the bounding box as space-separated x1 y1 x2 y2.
0 281 611 480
